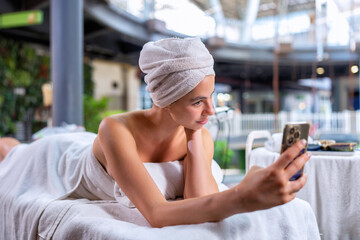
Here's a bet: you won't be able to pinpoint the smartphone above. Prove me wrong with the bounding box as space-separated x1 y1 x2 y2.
281 122 310 181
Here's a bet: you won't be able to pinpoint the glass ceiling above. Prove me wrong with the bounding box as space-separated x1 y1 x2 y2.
107 0 360 48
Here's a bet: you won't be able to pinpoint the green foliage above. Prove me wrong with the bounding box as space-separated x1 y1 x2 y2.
213 140 234 169
83 100 127 133
82 58 112 133
83 61 94 96
101 109 127 118
83 95 108 133
0 38 50 136
0 38 109 137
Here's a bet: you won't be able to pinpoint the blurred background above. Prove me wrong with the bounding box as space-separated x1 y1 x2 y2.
1 0 359 173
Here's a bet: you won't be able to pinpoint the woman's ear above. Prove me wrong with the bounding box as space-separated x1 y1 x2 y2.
163 102 175 111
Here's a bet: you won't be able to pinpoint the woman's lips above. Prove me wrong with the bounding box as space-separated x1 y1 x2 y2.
196 118 208 125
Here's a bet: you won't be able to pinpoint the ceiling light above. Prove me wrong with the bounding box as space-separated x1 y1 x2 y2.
351 65 359 74
316 67 325 75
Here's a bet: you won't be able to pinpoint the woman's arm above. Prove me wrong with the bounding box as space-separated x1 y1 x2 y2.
182 128 219 198
98 117 310 228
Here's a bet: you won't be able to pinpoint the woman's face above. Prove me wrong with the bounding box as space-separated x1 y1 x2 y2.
167 75 215 130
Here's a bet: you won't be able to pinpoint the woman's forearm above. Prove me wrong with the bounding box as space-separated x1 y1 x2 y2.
183 129 219 198
152 187 240 227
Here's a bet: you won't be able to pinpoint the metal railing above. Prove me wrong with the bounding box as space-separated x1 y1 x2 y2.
209 110 360 138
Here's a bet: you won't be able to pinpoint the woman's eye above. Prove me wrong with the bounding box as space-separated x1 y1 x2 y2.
193 101 201 106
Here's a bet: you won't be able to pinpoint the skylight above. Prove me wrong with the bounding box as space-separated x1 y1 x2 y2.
154 0 216 37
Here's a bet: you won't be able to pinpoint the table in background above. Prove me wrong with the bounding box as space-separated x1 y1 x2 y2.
250 148 360 240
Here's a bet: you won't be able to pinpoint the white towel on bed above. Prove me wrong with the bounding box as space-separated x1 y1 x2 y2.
0 132 97 240
37 197 321 240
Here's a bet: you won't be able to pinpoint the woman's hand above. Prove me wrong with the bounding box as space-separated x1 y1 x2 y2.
234 139 311 212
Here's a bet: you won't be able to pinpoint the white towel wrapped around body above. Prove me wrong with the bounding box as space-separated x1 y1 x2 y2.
0 132 97 240
67 134 226 208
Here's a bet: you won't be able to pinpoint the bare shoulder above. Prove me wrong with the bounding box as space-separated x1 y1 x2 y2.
98 110 143 134
97 111 146 147
93 111 142 171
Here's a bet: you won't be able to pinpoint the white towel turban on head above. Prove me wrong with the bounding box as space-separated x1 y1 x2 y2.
139 37 215 108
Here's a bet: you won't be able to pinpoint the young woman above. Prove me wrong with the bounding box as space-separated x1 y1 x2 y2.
0 37 310 228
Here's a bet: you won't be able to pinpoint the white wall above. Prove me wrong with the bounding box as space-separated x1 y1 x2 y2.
125 65 141 111
91 59 140 111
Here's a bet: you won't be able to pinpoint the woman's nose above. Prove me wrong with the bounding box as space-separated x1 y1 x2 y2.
204 100 215 116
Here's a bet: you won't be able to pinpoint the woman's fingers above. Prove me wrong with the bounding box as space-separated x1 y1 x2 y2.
271 139 307 170
287 174 308 194
284 152 311 179
239 143 311 211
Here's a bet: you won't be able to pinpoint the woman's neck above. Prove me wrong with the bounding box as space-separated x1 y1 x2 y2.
144 105 183 140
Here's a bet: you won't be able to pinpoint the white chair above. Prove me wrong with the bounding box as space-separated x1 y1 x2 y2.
245 130 271 173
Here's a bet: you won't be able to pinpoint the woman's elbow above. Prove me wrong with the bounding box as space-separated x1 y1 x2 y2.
146 204 169 228
149 219 166 228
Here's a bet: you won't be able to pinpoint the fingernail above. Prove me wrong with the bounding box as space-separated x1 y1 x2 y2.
307 152 312 157
301 139 307 146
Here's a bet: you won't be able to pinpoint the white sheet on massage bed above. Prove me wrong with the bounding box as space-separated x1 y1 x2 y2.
38 197 319 240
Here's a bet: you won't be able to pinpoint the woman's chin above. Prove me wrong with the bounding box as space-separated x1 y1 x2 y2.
183 124 203 131
175 120 204 131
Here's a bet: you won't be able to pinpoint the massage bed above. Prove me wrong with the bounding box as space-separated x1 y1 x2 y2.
0 133 320 239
